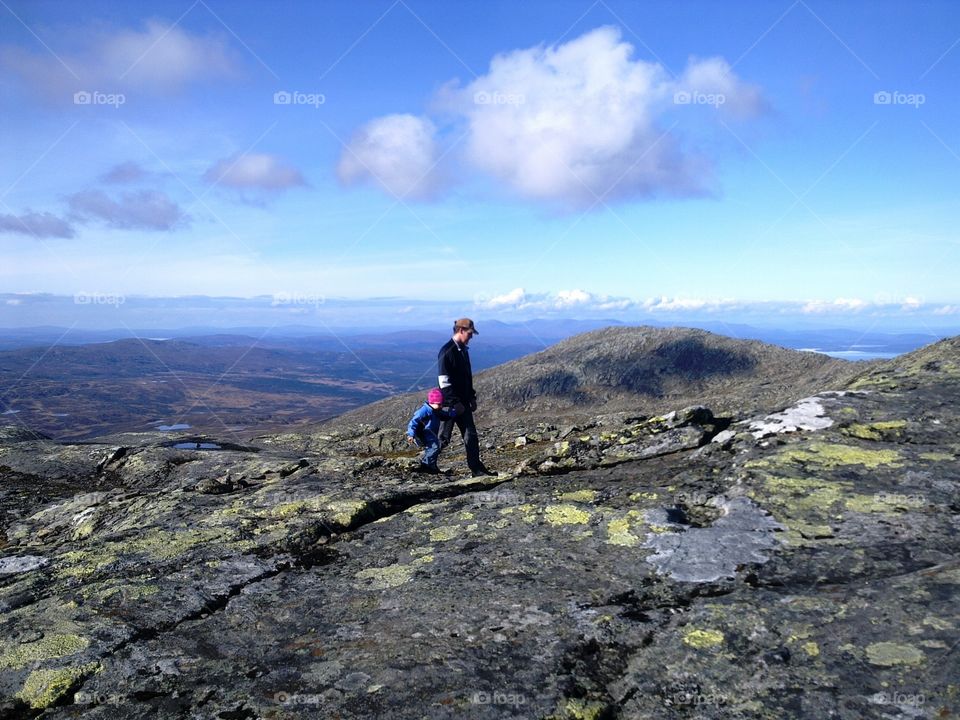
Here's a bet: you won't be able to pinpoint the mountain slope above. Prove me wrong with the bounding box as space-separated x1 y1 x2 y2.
337 325 866 432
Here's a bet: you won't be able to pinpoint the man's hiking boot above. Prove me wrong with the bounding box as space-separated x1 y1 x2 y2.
471 466 497 478
415 464 441 475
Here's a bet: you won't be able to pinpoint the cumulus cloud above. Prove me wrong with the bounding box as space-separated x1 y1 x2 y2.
100 161 148 184
342 26 765 208
478 287 633 312
643 296 743 313
800 298 869 314
203 153 306 192
336 114 442 200
1 20 237 100
67 189 187 231
0 210 75 238
452 27 764 207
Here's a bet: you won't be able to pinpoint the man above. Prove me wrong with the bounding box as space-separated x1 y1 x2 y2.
438 318 496 477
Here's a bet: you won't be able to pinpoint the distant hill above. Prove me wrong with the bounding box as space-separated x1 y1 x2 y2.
336 326 867 430
0 332 552 441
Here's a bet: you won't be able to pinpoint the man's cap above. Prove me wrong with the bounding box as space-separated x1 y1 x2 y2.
454 318 479 335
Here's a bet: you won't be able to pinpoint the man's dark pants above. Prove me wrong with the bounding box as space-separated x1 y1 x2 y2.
439 409 482 472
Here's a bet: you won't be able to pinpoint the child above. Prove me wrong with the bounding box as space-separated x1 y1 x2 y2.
406 388 457 474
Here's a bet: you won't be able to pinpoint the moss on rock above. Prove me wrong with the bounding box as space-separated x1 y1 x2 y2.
0 634 89 669
16 662 100 709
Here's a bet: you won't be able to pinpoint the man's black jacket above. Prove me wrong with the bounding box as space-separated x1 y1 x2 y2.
437 338 476 405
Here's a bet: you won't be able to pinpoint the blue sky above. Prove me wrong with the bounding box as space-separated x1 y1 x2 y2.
1 0 959 330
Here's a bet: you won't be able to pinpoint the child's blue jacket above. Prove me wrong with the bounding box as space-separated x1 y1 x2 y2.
407 403 456 438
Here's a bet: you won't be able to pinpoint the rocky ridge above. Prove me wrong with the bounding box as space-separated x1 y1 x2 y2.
0 334 957 718
339 325 865 432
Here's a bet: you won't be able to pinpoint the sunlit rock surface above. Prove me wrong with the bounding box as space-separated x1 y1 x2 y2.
0 335 957 718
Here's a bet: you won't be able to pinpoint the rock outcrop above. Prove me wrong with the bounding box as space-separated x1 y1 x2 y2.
0 334 957 718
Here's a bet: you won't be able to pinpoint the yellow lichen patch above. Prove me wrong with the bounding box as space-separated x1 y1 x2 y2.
354 563 416 590
750 442 902 469
457 510 475 520
683 628 725 649
544 504 591 526
16 662 100 709
844 494 905 514
842 420 906 441
629 492 658 502
647 524 674 534
561 698 606 719
558 489 598 503
56 550 119 579
409 545 434 557
803 641 820 657
922 616 953 631
429 525 463 542
0 634 90 670
606 511 644 547
124 528 224 561
269 501 308 518
865 642 925 666
554 441 572 457
490 518 510 529
96 583 160 603
326 499 368 527
920 451 954 461
753 475 848 514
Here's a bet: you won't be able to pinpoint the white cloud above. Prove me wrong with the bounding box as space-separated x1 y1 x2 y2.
336 114 441 200
203 153 306 191
675 56 766 119
483 287 527 308
478 287 633 312
800 298 869 314
641 296 741 312
345 25 763 209
67 189 187 231
934 305 960 316
1 20 237 100
0 210 75 239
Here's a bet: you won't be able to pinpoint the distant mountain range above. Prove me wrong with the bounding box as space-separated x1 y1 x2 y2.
0 321 945 441
0 319 946 358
